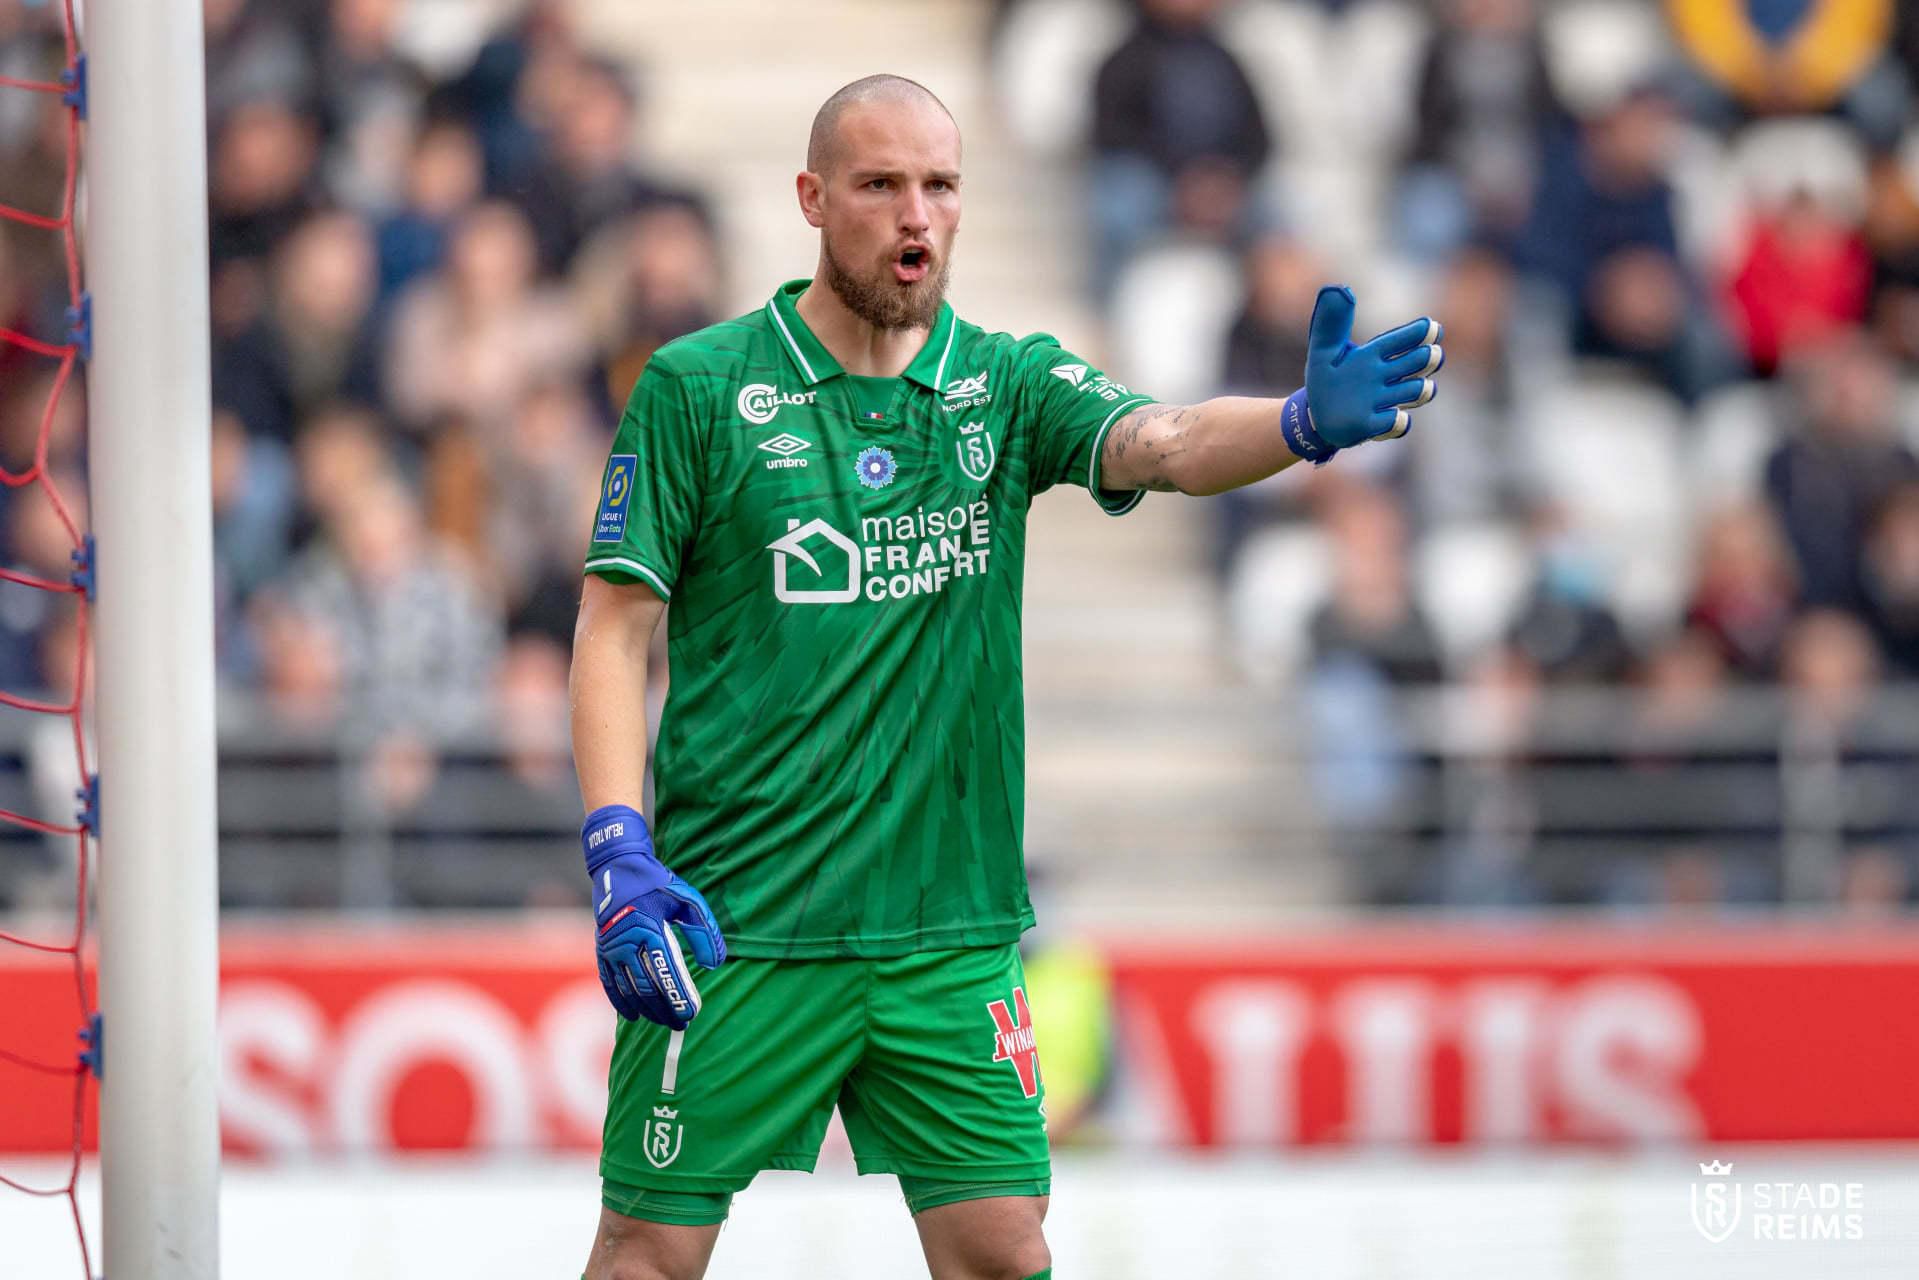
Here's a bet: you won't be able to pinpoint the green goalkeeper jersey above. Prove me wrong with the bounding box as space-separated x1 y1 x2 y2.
583 279 1154 958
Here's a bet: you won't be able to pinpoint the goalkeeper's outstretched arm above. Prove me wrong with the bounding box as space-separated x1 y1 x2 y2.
1101 396 1308 496
1099 286 1443 496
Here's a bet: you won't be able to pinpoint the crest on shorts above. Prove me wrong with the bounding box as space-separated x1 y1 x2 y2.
644 1104 684 1169
986 986 1040 1099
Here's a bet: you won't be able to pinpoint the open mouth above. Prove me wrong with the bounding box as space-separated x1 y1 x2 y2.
893 246 930 284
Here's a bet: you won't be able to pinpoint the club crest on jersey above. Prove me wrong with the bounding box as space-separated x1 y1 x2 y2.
956 419 997 485
986 987 1040 1099
644 1105 684 1169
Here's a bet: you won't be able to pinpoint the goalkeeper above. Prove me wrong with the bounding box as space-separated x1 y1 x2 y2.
571 74 1442 1280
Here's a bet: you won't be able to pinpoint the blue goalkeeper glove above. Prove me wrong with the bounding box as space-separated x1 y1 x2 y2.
1280 285 1444 463
582 804 726 1028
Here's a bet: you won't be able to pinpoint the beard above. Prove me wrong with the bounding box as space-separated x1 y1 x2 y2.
821 231 951 332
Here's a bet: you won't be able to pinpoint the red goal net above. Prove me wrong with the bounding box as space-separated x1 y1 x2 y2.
0 1 98 1275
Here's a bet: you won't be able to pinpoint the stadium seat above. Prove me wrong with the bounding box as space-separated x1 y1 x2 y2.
390 0 511 77
1218 0 1333 158
1690 381 1783 507
1520 377 1691 635
1277 158 1389 264
1728 118 1870 221
1667 126 1743 272
1540 0 1667 116
1224 523 1333 685
1325 1 1431 157
1414 523 1534 672
1108 242 1243 406
992 0 1131 156
1902 379 1919 455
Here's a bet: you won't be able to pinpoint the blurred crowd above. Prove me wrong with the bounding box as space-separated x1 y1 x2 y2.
1026 0 1919 908
3 0 1918 910
2 0 723 890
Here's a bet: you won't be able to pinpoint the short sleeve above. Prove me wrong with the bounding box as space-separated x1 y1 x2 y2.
582 356 707 600
1014 335 1156 516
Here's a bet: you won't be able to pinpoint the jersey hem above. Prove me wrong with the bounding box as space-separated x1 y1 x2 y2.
584 555 674 600
722 914 1034 960
1087 395 1153 517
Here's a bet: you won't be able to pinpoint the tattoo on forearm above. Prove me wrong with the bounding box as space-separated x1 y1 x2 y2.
1112 403 1193 491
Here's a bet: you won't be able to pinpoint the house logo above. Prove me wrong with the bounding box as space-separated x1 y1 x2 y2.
766 517 861 604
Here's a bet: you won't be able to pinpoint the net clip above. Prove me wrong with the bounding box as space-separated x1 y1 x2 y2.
77 1011 102 1080
70 534 94 601
76 772 98 836
59 54 86 120
65 292 90 362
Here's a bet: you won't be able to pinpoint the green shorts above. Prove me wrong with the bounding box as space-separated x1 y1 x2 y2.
601 943 1050 1223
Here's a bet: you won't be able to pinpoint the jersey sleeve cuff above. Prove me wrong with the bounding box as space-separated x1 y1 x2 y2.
583 554 674 600
1086 396 1153 518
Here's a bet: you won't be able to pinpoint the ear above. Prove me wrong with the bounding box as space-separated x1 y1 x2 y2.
797 170 826 229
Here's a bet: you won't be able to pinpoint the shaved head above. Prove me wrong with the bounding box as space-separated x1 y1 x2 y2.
807 74 956 176
797 74 962 334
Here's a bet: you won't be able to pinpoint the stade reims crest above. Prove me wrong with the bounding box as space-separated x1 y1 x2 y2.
987 987 1040 1098
956 419 997 484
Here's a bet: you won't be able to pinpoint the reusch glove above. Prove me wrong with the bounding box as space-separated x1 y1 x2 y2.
1280 285 1444 463
582 804 725 1028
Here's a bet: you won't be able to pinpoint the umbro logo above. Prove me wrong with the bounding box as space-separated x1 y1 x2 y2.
1050 363 1088 387
758 433 811 471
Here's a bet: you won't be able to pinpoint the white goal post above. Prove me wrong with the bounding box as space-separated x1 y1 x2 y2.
86 0 223 1275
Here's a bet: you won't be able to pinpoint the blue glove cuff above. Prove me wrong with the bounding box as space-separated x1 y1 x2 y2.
1280 388 1338 464
582 803 653 873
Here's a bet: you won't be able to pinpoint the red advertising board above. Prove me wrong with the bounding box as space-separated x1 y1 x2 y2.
3 922 1917 1155
1105 926 1919 1146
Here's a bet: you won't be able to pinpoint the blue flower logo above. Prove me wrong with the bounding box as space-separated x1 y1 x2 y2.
855 446 897 490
